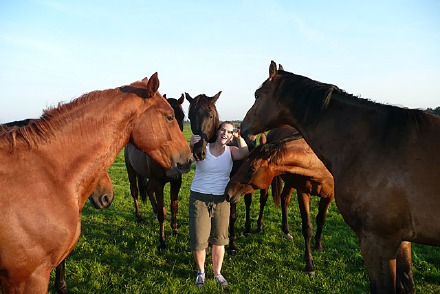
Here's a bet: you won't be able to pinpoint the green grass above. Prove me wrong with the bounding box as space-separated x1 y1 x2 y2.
49 123 440 293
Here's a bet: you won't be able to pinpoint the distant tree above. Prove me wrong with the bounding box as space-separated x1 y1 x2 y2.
426 107 440 116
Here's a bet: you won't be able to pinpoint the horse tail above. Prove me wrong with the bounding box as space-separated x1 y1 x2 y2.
271 176 283 207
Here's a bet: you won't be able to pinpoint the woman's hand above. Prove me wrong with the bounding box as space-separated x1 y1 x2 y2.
190 134 201 148
232 128 240 138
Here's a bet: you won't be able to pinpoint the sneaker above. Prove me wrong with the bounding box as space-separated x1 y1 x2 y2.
195 272 205 288
214 274 228 287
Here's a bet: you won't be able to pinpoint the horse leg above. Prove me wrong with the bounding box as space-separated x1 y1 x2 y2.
280 183 294 240
4 268 51 294
169 177 181 236
55 259 68 294
396 241 415 294
297 190 315 275
257 189 269 234
124 159 145 222
228 202 238 255
244 192 253 236
154 181 167 250
359 234 400 293
141 176 158 217
314 196 332 252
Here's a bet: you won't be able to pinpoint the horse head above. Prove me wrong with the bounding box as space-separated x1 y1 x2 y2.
123 73 192 176
185 91 221 161
165 93 185 132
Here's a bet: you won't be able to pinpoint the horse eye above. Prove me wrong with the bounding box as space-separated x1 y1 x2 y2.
166 115 174 122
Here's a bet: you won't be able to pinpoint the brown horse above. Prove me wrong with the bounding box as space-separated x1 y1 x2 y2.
240 61 440 293
3 119 114 293
185 91 221 161
0 73 192 293
124 94 186 249
56 171 114 294
226 125 334 275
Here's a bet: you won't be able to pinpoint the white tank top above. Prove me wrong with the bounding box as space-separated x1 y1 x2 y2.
191 144 233 195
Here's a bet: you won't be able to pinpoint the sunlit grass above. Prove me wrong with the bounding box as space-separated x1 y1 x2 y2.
48 123 440 293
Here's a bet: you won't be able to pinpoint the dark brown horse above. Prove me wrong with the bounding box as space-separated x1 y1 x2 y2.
240 61 440 293
0 73 192 293
226 125 334 275
185 91 221 161
124 94 186 249
3 119 114 293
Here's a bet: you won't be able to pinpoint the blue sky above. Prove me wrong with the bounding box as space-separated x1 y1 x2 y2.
1 0 439 123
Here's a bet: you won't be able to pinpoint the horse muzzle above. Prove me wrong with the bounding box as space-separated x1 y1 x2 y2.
89 193 114 209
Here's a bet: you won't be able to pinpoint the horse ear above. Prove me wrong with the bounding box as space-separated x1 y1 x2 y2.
178 93 185 104
146 72 160 98
269 61 277 80
211 91 222 103
185 92 194 103
278 64 284 71
163 94 167 98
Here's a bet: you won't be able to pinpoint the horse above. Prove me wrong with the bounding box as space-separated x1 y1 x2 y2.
0 72 192 293
226 125 334 275
56 171 114 294
239 61 440 293
185 91 221 161
2 119 114 293
124 94 186 249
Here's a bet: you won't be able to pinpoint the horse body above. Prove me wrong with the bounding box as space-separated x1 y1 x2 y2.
124 94 185 249
240 61 440 293
0 73 192 293
2 119 114 293
226 125 334 275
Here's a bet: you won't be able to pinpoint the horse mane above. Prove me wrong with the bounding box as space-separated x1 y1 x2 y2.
249 133 303 165
0 89 110 152
276 70 432 132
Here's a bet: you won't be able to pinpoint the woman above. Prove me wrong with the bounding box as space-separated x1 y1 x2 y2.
189 121 249 288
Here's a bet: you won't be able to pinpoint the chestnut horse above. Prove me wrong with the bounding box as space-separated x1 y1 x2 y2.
56 172 114 294
0 73 192 293
240 61 440 293
124 94 186 249
226 125 334 275
3 120 114 293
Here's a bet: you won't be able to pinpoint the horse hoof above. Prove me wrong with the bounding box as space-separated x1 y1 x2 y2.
228 249 237 256
306 270 316 276
136 217 146 224
244 232 251 237
157 244 167 251
284 233 293 241
172 231 179 236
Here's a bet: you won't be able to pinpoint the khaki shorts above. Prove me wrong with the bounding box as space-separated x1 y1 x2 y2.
189 190 230 251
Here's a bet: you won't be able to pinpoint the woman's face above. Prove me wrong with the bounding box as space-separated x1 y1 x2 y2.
217 123 234 145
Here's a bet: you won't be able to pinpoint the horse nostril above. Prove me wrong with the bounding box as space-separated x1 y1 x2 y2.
100 194 109 206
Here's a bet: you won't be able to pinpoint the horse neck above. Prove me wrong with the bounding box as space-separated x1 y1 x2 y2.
34 92 136 207
291 94 383 177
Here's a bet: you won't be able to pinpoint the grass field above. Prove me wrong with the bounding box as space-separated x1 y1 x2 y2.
48 123 440 293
